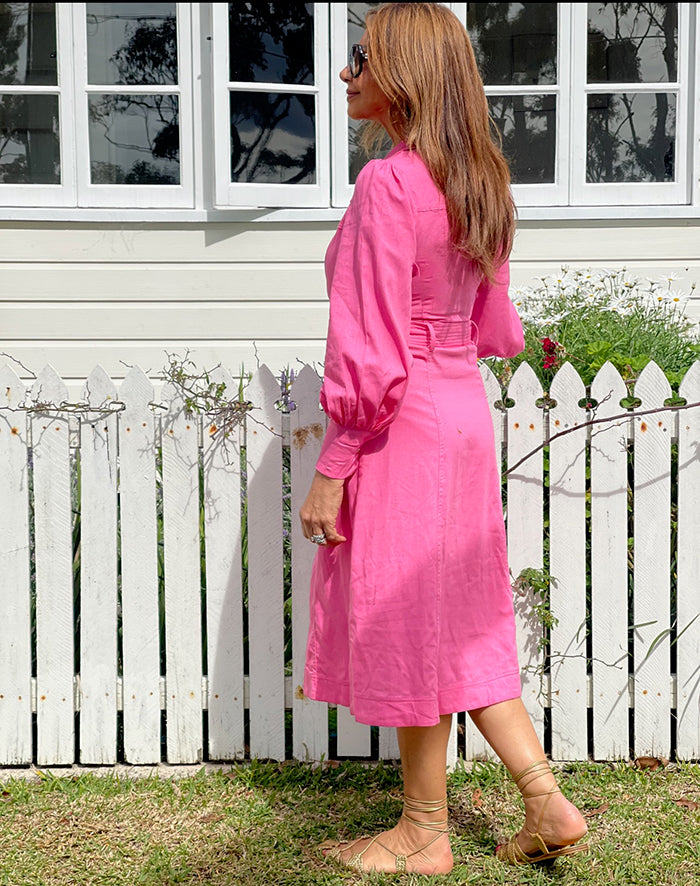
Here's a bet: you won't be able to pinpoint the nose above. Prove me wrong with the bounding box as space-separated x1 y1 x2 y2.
339 64 352 84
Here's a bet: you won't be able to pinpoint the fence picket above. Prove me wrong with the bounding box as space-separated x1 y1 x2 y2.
506 362 545 739
289 367 329 762
119 367 161 763
0 365 32 764
677 361 700 759
161 384 203 763
336 706 371 757
79 367 118 763
0 360 694 766
548 363 588 760
203 367 245 760
633 361 672 758
30 366 74 765
246 366 285 760
590 362 630 759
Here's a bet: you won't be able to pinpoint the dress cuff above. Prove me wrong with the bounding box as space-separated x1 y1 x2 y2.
315 420 376 479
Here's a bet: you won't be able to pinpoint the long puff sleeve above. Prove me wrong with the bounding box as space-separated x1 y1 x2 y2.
315 158 416 479
470 259 525 359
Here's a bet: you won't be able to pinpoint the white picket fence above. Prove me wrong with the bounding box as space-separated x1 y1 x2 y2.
1 359 699 768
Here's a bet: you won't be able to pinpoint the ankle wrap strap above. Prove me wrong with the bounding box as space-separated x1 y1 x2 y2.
401 794 449 832
511 760 560 795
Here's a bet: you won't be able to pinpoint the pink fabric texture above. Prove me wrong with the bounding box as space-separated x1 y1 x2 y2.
303 142 525 727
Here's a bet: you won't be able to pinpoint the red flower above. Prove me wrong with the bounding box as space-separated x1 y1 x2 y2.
543 354 558 370
541 336 558 355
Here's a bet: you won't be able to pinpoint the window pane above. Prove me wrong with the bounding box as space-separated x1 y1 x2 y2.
86 3 177 85
348 1 380 45
88 93 180 184
0 2 57 86
488 94 556 183
587 92 675 183
468 2 557 86
347 3 389 181
228 3 313 86
587 2 678 83
0 93 60 183
230 92 315 184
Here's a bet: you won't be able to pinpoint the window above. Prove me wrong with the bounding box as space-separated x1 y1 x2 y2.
73 2 194 207
0 2 697 214
0 2 193 208
0 3 75 206
331 2 695 210
469 2 571 206
571 2 689 205
211 2 330 207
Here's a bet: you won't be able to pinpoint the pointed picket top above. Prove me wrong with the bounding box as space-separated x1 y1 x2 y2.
120 365 155 403
205 363 238 398
634 359 672 404
246 364 283 436
30 364 69 406
82 365 118 410
591 360 628 410
549 361 587 434
0 364 26 409
507 359 543 403
290 363 322 401
679 359 700 399
202 364 241 463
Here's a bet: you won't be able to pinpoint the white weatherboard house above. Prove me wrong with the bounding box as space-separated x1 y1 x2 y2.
1 2 699 399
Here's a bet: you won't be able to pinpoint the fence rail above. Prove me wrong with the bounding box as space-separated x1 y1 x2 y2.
1 359 699 767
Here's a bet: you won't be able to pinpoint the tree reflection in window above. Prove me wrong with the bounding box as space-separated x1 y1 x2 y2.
586 3 677 183
587 92 675 182
0 3 60 184
87 7 179 184
228 3 316 185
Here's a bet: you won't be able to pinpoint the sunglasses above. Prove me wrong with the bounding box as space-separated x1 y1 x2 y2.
348 43 368 78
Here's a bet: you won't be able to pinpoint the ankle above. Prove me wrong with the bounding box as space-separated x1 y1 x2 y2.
512 760 559 799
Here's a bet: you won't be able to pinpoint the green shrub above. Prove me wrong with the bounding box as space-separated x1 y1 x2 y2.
485 267 700 391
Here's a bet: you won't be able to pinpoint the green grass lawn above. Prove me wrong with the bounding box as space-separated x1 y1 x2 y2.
0 760 698 885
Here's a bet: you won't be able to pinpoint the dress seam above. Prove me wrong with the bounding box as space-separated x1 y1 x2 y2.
425 348 445 691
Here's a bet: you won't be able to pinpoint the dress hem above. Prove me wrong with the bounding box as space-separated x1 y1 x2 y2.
303 671 523 728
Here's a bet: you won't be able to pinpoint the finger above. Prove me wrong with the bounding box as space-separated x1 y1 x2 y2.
322 524 347 545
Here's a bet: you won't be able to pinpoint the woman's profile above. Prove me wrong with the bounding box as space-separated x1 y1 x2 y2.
299 2 589 875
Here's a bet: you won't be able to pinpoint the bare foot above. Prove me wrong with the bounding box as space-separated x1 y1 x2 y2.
515 790 588 856
324 815 454 875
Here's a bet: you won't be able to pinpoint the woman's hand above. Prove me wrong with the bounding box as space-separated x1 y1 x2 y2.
299 471 347 546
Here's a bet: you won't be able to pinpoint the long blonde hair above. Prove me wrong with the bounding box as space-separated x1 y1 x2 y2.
363 3 516 283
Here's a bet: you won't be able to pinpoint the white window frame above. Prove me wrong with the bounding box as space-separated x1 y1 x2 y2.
570 1 691 206
331 3 570 207
482 3 571 207
211 2 330 208
0 3 76 206
72 2 194 208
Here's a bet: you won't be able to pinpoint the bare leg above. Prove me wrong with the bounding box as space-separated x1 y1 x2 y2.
326 714 454 874
469 698 588 855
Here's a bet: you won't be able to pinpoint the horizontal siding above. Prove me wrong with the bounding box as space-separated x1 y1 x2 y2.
0 265 326 301
0 221 698 390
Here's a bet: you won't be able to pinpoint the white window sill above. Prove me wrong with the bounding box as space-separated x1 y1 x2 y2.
0 205 698 223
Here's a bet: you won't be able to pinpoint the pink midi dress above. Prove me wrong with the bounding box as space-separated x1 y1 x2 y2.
303 142 525 728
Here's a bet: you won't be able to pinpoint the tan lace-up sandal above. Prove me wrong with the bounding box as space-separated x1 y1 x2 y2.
496 760 589 865
324 794 449 874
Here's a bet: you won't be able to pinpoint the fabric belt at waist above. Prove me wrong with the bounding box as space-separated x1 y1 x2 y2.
408 318 478 351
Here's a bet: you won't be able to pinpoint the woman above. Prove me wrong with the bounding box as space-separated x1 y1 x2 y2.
299 3 588 876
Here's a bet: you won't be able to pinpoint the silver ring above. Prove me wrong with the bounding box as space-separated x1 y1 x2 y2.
310 533 327 545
